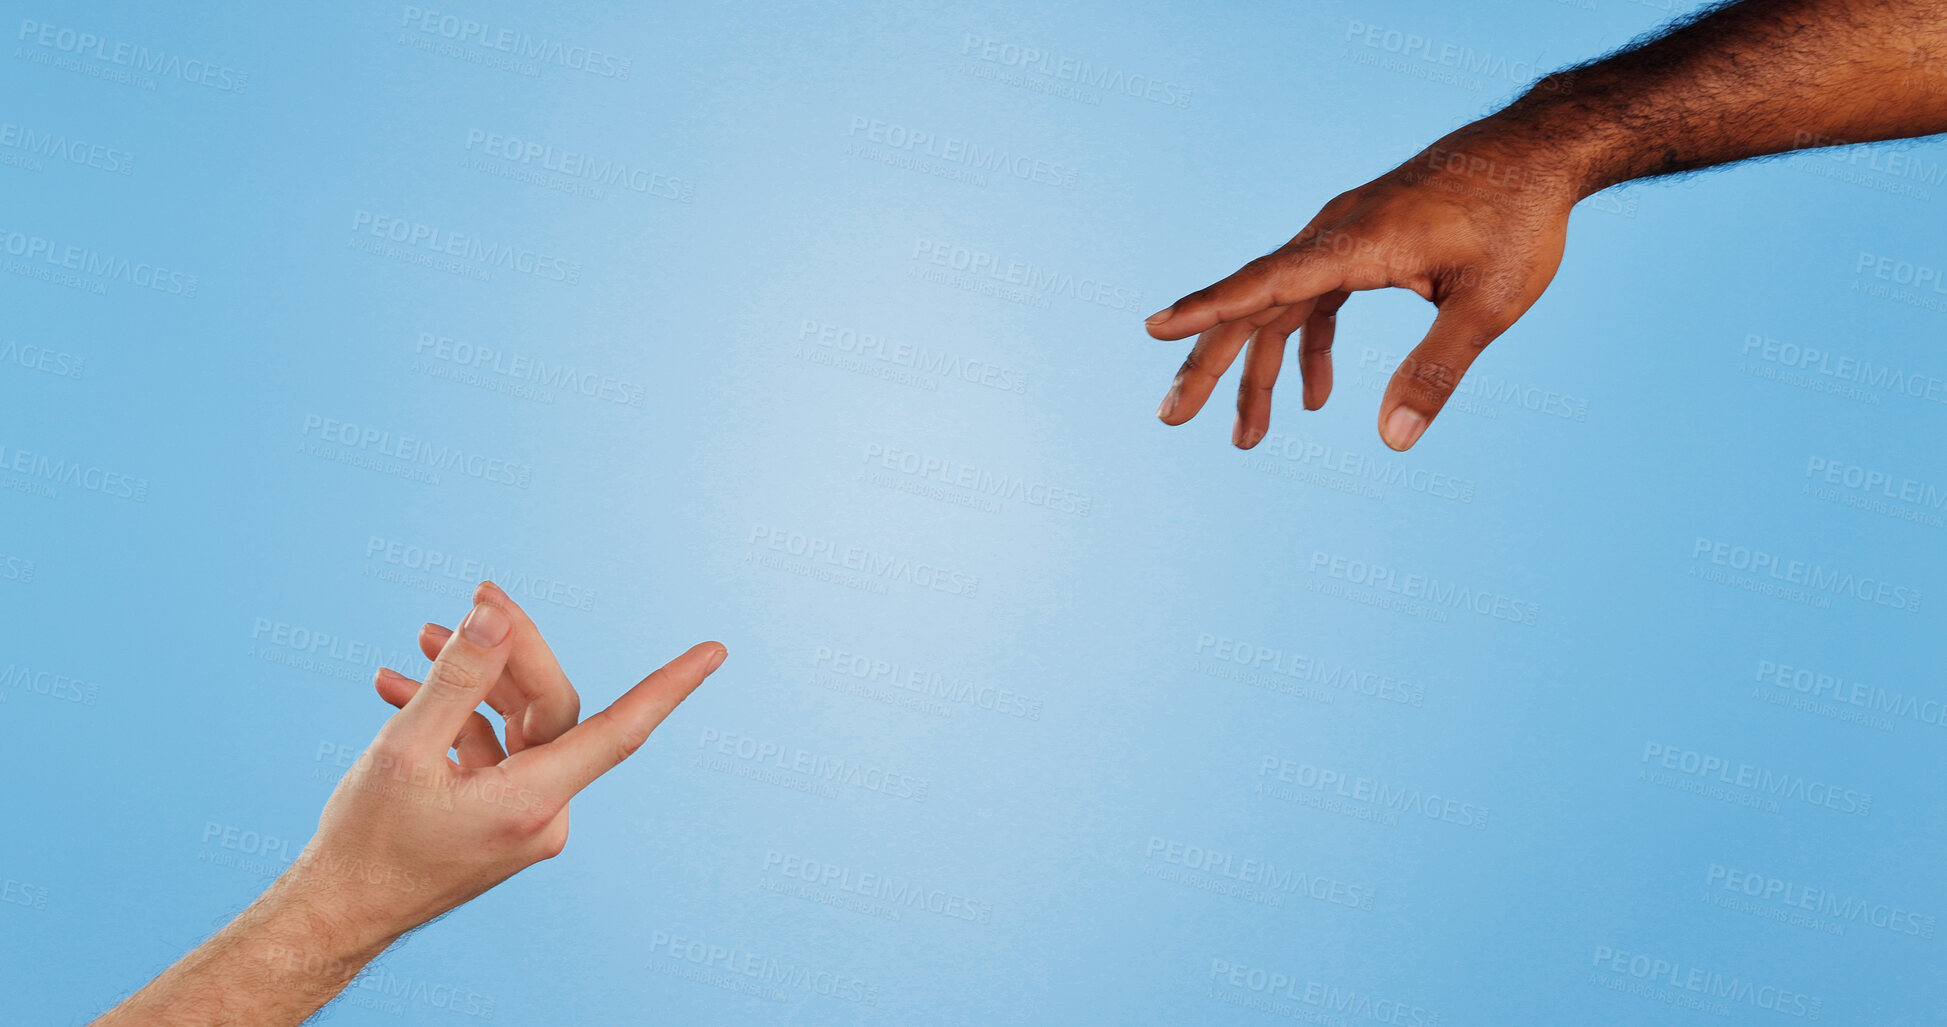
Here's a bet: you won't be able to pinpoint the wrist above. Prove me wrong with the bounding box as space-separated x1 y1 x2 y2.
255 866 404 974
1467 75 1625 202
1404 115 1587 216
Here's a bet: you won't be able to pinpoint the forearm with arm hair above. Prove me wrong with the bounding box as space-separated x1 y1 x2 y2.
1476 0 1947 196
90 873 399 1026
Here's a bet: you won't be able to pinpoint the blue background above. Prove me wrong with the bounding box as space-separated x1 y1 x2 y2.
4 0 1945 1023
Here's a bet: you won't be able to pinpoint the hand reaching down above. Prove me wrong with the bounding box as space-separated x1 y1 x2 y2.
1145 127 1573 452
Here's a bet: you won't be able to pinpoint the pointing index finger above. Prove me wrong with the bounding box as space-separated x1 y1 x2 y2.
506 642 727 798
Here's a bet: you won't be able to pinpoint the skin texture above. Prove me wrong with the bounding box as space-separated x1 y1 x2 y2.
1147 0 1947 451
89 582 725 1026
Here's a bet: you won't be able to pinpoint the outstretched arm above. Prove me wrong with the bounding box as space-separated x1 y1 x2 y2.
90 582 725 1026
1147 0 1947 451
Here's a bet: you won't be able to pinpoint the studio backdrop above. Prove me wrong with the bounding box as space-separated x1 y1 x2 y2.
3 0 1943 1023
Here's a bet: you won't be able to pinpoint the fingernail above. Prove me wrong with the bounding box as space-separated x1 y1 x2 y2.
1156 387 1179 422
1145 305 1175 326
1237 426 1264 449
704 646 728 674
460 603 511 646
1381 407 1428 451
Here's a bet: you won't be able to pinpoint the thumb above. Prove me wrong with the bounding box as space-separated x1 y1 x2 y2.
1377 293 1519 451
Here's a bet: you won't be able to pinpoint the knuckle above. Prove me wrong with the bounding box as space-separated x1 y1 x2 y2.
459 712 495 745
588 708 650 763
508 794 563 838
1174 284 1213 311
1308 227 1359 259
615 728 653 763
1239 254 1281 278
1397 356 1461 398
422 660 486 700
536 831 568 861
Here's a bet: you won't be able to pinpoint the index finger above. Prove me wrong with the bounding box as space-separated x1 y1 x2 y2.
1145 249 1346 342
506 641 727 797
